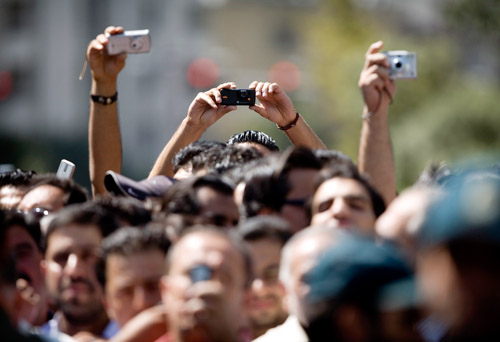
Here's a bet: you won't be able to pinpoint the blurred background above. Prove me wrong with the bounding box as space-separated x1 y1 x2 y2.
1 0 499 191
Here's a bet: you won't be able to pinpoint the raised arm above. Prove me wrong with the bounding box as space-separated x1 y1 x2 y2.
87 26 127 196
148 83 237 178
357 41 397 205
248 81 326 150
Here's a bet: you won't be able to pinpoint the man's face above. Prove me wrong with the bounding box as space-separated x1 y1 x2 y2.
43 224 105 323
310 177 376 234
247 238 287 336
280 168 319 233
5 225 48 325
105 250 165 327
161 232 248 342
196 186 239 228
286 233 335 325
18 185 65 213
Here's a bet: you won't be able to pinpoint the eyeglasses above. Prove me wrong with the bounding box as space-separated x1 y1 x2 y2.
16 207 50 220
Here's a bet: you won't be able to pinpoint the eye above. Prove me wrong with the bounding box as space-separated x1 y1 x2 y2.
317 199 333 213
53 252 69 266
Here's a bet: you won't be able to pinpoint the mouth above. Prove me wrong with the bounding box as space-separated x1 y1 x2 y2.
250 297 277 310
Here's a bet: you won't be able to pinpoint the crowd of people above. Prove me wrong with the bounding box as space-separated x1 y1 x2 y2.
1 26 500 341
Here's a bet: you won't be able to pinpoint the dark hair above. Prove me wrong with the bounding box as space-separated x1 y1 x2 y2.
165 225 254 288
308 164 386 219
191 144 263 175
227 130 280 152
0 210 41 251
97 225 171 287
173 140 226 174
43 202 119 253
93 195 152 227
0 169 36 187
161 174 235 216
27 174 89 206
238 216 292 246
313 149 357 171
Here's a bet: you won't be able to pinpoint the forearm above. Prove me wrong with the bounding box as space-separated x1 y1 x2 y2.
89 79 122 196
284 114 327 150
148 118 206 178
358 108 396 205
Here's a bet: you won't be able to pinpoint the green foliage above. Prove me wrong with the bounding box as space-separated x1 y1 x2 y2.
305 0 500 190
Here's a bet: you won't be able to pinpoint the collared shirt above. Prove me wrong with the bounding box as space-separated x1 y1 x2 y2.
252 315 309 342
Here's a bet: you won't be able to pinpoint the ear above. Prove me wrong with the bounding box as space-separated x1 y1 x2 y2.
40 259 47 276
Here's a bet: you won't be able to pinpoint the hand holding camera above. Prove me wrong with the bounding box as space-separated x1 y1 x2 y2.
187 82 238 129
248 81 298 128
86 26 128 86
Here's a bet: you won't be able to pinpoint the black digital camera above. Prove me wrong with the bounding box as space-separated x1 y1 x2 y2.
220 89 256 106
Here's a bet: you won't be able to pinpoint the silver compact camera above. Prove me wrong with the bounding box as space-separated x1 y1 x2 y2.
106 29 151 55
383 51 417 79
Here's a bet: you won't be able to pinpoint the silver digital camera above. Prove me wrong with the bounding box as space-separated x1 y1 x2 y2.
106 29 151 55
383 51 417 79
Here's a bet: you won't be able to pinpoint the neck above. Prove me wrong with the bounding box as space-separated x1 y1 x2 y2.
58 310 109 337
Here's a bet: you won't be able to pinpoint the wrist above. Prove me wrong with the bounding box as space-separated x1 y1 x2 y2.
91 78 118 97
182 117 208 136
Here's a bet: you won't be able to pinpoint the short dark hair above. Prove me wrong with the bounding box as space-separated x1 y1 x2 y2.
165 225 253 288
238 216 292 246
43 202 119 253
161 174 235 216
192 144 263 176
173 140 226 174
93 195 152 227
308 164 386 219
27 174 89 206
313 149 357 171
97 225 171 287
0 169 36 188
227 130 280 152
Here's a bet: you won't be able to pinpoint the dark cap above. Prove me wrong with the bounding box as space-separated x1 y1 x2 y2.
305 232 415 311
418 170 500 248
104 171 175 201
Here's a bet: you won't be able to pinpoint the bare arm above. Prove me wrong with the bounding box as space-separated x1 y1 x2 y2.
249 81 326 150
357 41 397 205
87 26 127 196
148 83 237 178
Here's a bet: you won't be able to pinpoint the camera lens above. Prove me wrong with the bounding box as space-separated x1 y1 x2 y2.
393 57 404 69
130 38 143 50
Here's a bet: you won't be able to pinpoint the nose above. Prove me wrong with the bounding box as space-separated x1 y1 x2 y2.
64 253 87 278
331 198 350 219
132 286 159 313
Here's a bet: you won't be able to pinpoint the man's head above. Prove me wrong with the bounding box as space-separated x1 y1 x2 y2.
172 141 226 180
304 233 419 342
161 175 239 237
17 175 88 215
238 216 292 337
161 227 252 342
279 225 342 326
0 211 47 325
0 169 36 210
309 165 385 234
227 130 280 156
98 226 170 327
41 203 117 327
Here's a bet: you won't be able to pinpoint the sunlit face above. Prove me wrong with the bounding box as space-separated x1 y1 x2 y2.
161 232 247 342
247 238 286 336
310 177 376 234
42 224 105 323
280 168 319 233
18 185 65 213
105 250 165 327
196 186 239 228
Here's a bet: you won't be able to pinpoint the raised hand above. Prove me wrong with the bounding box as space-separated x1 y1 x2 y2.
248 81 297 127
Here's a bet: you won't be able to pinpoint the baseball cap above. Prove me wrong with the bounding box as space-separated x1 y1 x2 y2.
104 171 175 201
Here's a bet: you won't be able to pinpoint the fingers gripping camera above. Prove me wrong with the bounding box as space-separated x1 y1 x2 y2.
383 51 417 79
106 29 151 55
